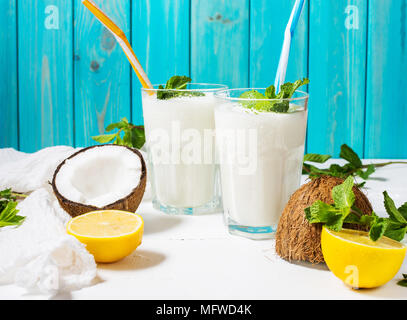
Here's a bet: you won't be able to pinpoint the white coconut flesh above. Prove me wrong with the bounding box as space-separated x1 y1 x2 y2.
55 146 143 208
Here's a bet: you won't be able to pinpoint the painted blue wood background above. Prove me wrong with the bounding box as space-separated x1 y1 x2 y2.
0 0 406 158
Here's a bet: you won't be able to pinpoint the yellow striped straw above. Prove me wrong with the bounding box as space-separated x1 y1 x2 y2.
82 0 153 92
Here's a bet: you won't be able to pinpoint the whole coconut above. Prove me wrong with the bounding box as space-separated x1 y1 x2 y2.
275 176 372 264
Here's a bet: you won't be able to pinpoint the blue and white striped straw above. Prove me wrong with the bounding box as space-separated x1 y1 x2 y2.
274 0 306 93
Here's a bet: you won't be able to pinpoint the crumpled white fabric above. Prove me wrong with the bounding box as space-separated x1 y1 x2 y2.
0 147 97 295
0 146 79 193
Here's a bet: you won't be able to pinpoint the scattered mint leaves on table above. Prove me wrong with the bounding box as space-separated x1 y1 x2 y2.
305 176 407 242
302 144 407 187
239 78 309 112
0 189 26 228
157 75 205 100
92 117 146 149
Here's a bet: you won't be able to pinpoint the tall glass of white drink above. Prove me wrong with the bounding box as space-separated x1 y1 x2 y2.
214 88 309 239
142 82 227 215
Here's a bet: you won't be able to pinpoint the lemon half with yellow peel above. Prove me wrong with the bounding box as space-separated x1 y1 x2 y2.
321 226 406 289
67 210 144 263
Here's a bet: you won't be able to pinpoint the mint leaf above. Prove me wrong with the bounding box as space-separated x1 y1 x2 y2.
302 163 334 178
276 82 294 99
327 164 348 178
157 75 204 100
0 188 17 212
356 181 366 188
305 201 344 231
0 200 17 221
0 188 15 200
130 126 146 149
277 78 309 100
339 144 362 168
306 201 339 223
325 214 346 231
265 85 276 99
0 197 25 228
332 176 355 210
398 279 407 287
304 207 312 221
91 133 118 144
383 191 407 224
369 218 388 241
398 202 407 221
240 90 266 100
239 90 271 111
166 75 191 90
156 84 168 99
270 101 289 113
303 153 332 164
398 274 407 287
383 221 407 242
106 121 127 132
118 121 144 149
356 164 375 180
289 78 310 96
273 78 309 112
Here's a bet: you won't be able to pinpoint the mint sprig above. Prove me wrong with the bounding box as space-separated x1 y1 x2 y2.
309 182 407 288
303 144 407 186
0 188 26 228
157 75 204 100
305 176 407 242
92 117 145 149
239 78 309 113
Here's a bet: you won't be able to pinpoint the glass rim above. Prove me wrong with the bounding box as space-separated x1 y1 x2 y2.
214 88 309 102
141 83 228 93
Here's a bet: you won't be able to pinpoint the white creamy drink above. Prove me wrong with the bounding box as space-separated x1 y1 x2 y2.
142 83 225 214
215 89 308 238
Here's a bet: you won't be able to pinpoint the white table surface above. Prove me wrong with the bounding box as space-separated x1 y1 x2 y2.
1 159 407 300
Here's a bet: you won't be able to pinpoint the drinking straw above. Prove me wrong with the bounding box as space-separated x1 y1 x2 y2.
274 0 306 93
82 0 153 91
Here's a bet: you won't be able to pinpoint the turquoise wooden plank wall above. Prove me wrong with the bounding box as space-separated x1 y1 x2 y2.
0 0 406 158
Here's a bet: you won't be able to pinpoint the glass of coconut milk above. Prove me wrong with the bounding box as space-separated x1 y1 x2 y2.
141 83 228 215
214 89 309 239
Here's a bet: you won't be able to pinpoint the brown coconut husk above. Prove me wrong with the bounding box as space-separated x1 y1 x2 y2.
52 145 147 218
275 175 372 264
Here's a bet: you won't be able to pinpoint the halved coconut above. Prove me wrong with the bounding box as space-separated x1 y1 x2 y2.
52 145 146 217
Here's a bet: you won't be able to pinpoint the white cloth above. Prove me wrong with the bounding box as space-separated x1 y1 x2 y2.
0 147 97 295
0 146 78 193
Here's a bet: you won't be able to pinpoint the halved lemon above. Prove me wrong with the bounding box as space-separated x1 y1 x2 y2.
321 226 406 288
67 210 144 263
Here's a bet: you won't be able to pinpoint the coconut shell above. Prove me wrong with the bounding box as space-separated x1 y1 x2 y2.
52 145 147 218
275 176 372 264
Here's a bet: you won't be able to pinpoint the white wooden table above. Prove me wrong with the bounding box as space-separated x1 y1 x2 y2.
1 159 407 300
